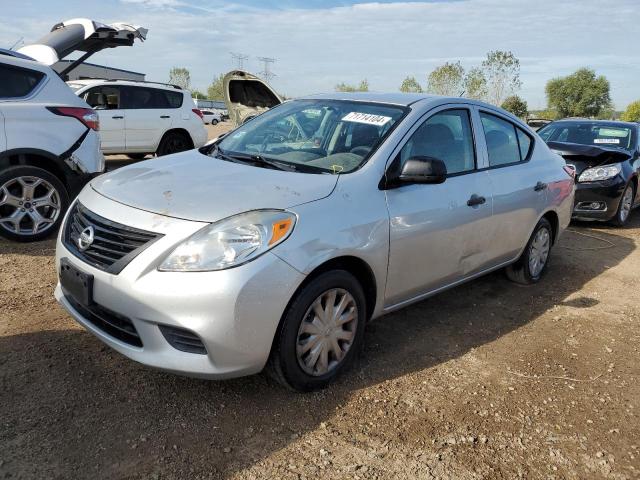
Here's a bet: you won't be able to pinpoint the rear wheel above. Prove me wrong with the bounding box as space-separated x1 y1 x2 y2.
506 217 552 285
0 166 69 242
156 131 193 157
268 270 366 391
611 182 635 227
211 119 219 126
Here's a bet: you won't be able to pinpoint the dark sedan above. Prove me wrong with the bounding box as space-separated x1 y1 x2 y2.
538 119 640 226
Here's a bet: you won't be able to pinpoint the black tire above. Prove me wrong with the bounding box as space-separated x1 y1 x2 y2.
610 182 635 227
0 166 69 242
211 119 219 126
156 131 193 157
127 153 148 161
267 270 367 392
505 217 553 285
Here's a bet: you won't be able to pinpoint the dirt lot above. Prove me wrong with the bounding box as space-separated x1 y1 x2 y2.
1 129 639 479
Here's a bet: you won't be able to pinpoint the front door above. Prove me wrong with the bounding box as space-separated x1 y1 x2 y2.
121 86 174 152
83 85 126 153
385 107 494 307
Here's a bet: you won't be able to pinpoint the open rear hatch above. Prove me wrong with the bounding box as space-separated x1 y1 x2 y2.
17 18 147 77
223 70 282 126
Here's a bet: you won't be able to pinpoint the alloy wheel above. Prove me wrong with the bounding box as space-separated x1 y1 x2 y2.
528 226 550 277
296 288 358 376
0 176 61 236
619 186 633 222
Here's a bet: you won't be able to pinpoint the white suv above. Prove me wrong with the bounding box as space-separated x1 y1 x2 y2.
69 80 207 159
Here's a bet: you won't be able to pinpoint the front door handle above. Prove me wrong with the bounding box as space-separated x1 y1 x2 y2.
160 115 170 119
112 115 124 119
467 194 486 207
534 181 548 191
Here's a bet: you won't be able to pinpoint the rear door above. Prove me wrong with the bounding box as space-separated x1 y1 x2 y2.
385 105 494 307
122 86 182 151
477 109 546 263
82 85 125 153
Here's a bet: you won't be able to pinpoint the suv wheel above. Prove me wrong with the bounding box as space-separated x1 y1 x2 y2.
156 131 193 157
268 270 366 391
0 166 69 242
211 119 219 126
505 217 553 285
611 182 635 227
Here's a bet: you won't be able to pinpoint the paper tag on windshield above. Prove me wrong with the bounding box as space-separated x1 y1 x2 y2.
594 138 620 144
342 112 391 127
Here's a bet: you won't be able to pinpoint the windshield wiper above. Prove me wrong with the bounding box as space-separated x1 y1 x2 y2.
213 147 331 174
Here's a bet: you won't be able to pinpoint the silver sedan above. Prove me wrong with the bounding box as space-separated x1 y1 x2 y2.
54 93 574 391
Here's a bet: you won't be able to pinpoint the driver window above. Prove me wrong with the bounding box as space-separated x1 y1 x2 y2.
84 86 121 110
400 109 476 175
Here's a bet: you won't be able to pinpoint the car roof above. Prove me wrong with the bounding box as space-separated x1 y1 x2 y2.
549 118 639 128
0 53 52 74
68 78 184 92
299 92 442 106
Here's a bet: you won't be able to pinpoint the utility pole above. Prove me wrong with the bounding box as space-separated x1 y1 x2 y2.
257 56 276 83
230 52 249 70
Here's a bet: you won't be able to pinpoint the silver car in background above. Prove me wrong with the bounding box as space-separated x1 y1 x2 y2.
54 93 574 391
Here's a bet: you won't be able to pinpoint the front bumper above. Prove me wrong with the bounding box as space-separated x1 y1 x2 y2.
572 176 626 221
54 187 305 379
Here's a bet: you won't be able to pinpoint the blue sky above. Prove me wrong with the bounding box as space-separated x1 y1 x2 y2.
2 0 638 109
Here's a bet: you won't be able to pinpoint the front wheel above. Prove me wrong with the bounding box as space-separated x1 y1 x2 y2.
0 166 69 242
505 217 553 285
611 182 635 227
268 270 367 391
211 119 219 126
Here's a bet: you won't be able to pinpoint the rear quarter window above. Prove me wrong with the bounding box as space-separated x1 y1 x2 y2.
0 64 45 98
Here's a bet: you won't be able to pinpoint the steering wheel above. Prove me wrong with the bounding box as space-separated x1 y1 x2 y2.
350 146 371 157
260 131 288 152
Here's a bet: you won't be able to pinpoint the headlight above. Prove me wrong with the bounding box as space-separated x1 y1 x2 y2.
578 163 622 183
159 210 296 272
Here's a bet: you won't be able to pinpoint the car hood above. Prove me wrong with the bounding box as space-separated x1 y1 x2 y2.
547 141 634 175
18 18 147 67
224 70 282 127
90 150 338 222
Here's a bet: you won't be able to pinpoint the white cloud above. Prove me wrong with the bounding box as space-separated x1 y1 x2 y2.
1 0 638 108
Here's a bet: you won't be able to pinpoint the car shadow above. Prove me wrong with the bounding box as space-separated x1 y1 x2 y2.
0 237 56 256
0 225 636 479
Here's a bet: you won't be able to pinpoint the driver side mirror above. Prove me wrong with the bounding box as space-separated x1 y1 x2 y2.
384 156 447 188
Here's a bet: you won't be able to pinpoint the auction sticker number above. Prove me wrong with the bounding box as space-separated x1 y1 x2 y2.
342 112 391 126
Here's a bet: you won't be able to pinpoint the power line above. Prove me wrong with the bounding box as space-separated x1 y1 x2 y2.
257 56 276 83
230 52 249 70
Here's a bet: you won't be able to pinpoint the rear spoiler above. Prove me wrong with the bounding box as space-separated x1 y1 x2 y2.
17 18 147 78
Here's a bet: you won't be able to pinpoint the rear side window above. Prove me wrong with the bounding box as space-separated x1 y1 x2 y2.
480 112 532 166
84 86 121 109
0 64 45 98
122 87 183 109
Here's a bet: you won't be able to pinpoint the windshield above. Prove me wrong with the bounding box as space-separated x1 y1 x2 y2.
215 99 407 174
538 121 634 150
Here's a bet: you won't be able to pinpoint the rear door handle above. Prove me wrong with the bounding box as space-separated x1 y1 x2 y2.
534 181 548 191
467 194 486 207
112 115 124 119
160 115 170 119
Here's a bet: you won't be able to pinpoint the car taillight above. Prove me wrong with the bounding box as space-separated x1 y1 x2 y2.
47 107 100 131
563 165 576 180
192 108 204 119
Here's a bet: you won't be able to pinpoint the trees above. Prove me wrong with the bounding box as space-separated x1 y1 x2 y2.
545 68 611 118
207 74 225 100
621 100 640 122
190 89 206 99
168 67 191 90
463 67 488 101
481 50 522 106
501 95 528 118
335 79 369 92
399 76 423 93
426 61 465 97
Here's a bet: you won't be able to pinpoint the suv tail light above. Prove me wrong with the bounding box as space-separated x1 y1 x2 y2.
192 108 204 120
47 107 100 131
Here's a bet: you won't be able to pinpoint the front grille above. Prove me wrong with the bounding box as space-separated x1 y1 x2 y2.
63 202 161 274
159 325 207 355
65 295 143 347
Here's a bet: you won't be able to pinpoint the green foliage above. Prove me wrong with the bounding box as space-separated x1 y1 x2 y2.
207 73 225 100
190 89 206 99
463 67 488 101
426 61 464 96
335 79 369 92
621 100 640 122
501 95 528 118
168 67 191 90
399 76 423 93
545 68 611 118
481 50 522 106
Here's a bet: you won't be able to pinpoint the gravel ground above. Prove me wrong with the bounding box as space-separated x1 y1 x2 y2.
1 127 639 479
